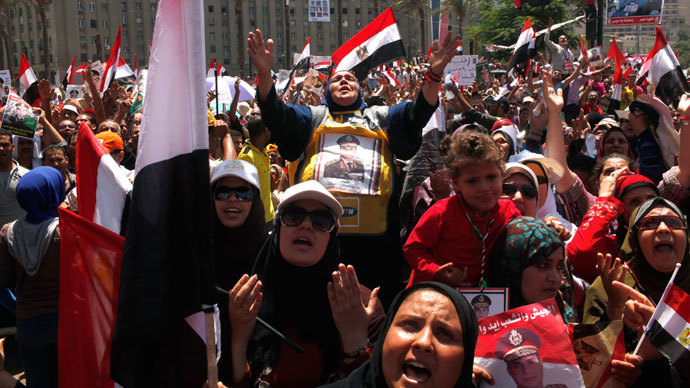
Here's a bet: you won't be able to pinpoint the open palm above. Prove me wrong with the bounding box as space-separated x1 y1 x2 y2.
247 29 274 75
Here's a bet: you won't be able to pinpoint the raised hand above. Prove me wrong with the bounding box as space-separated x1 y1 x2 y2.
428 33 461 76
596 253 627 320
327 264 380 354
38 79 52 100
598 166 631 197
542 69 564 113
228 274 263 345
613 281 655 334
247 29 274 76
434 263 470 288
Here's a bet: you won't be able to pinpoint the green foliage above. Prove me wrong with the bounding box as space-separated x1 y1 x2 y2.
676 26 690 69
467 0 583 61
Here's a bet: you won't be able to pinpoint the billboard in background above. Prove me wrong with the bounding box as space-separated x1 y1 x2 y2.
308 0 330 22
606 0 664 25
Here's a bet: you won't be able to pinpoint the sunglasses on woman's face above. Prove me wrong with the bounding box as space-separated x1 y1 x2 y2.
638 215 686 231
280 205 336 232
502 183 538 200
212 186 254 202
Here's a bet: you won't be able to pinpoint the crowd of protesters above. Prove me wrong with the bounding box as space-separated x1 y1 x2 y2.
0 16 685 388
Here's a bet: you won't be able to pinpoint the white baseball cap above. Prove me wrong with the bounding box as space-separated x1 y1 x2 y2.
277 180 343 221
211 159 261 195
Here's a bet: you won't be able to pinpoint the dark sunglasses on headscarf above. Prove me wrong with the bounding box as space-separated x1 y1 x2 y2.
638 215 686 231
502 183 538 199
213 186 254 202
280 205 336 232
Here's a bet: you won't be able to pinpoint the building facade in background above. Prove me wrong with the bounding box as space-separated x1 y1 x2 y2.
0 0 431 83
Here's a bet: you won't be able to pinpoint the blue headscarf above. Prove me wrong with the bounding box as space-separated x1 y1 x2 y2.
16 166 65 224
323 70 367 112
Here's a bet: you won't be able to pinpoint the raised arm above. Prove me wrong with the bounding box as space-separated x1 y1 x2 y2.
542 69 576 193
247 29 274 103
420 33 461 106
677 95 690 187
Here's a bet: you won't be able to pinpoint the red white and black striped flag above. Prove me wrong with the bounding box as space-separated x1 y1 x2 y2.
637 26 690 106
507 17 536 79
331 7 405 80
110 0 214 386
645 269 690 366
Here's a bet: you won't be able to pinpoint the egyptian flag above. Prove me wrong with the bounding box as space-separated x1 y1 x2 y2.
216 62 227 77
75 65 88 75
637 26 690 106
384 70 401 87
606 38 624 113
569 321 626 388
579 36 587 59
109 0 213 386
645 274 690 366
331 7 405 80
58 208 124 388
507 18 535 79
61 55 77 89
76 122 132 235
133 53 138 78
314 60 331 72
115 57 135 79
18 53 39 105
100 25 122 92
289 37 311 85
515 0 550 9
207 58 216 78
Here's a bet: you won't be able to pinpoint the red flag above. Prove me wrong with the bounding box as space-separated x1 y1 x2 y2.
133 53 138 77
58 207 124 388
67 55 76 85
207 58 216 78
607 38 624 84
100 26 122 92
579 35 588 60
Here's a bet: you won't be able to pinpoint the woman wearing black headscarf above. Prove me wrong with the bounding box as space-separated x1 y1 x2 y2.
227 180 383 387
319 281 478 388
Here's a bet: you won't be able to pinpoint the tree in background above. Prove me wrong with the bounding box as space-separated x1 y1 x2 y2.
33 0 52 80
675 26 690 69
441 0 470 40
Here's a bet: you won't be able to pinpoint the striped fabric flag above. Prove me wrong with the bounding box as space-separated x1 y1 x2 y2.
507 18 535 79
331 7 405 80
646 280 690 365
637 26 690 106
109 0 214 386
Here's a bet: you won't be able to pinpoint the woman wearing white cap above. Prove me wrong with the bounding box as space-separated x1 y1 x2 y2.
226 180 383 387
211 159 268 383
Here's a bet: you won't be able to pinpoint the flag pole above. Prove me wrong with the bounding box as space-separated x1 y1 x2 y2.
632 262 682 356
204 308 218 387
214 59 219 114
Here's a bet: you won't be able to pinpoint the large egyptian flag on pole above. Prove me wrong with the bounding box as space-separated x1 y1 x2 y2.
76 122 132 235
100 25 122 92
507 18 536 79
109 0 214 386
57 208 125 388
18 53 39 105
331 7 405 80
637 26 690 106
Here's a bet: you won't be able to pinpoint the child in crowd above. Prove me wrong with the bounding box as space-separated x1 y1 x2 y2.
404 131 521 288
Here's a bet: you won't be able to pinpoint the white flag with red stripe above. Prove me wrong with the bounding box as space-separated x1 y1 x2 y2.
100 25 122 92
637 26 690 105
76 122 132 234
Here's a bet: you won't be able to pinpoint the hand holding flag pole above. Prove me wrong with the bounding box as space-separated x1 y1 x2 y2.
630 262 682 356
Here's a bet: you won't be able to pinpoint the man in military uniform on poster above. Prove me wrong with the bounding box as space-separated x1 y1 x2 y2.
323 134 365 181
472 294 492 319
495 328 567 388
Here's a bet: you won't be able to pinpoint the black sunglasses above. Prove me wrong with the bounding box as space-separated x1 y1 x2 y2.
280 205 336 232
212 186 254 202
637 215 686 231
502 183 538 200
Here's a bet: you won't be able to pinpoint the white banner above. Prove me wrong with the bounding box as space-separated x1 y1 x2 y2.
308 0 330 22
443 55 478 86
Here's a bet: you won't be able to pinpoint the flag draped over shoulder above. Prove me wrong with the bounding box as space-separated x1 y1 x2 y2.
109 0 214 386
637 26 690 106
331 7 405 80
58 208 124 388
76 122 132 235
